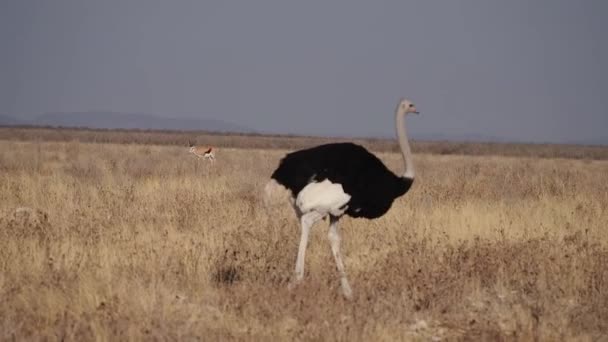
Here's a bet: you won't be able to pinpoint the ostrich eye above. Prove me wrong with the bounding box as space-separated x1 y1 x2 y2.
409 104 414 107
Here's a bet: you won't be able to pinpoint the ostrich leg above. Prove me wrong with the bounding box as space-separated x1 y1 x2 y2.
289 211 323 289
328 215 353 299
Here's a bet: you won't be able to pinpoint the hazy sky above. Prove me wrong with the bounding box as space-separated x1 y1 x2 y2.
1 0 607 143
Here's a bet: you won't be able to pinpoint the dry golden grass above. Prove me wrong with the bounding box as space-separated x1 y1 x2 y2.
1 136 607 341
2 126 608 160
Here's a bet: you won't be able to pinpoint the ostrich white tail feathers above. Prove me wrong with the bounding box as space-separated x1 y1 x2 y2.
263 179 293 209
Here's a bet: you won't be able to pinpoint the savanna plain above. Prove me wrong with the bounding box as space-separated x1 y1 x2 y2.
1 128 607 341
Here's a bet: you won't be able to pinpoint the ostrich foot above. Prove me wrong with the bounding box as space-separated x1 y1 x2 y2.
287 276 303 291
341 278 353 299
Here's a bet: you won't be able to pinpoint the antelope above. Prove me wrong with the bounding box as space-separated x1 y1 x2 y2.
188 141 216 162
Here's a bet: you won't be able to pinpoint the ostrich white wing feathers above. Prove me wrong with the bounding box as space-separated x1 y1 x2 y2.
296 179 351 216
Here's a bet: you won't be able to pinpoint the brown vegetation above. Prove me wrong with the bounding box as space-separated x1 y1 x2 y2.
1 134 607 340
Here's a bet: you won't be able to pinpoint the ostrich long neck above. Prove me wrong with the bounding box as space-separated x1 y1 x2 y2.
395 109 414 179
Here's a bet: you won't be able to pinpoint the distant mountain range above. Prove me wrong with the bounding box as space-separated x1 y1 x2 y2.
367 130 608 146
0 115 26 126
0 111 252 133
411 132 608 146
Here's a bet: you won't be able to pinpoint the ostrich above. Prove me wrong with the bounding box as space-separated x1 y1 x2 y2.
264 98 419 298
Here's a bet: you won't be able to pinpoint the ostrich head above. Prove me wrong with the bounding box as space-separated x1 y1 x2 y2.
397 98 420 115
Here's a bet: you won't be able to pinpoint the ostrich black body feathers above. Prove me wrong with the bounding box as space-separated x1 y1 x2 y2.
271 142 413 219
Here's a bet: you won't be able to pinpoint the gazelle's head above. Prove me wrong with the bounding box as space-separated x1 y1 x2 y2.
188 141 197 154
397 98 420 115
